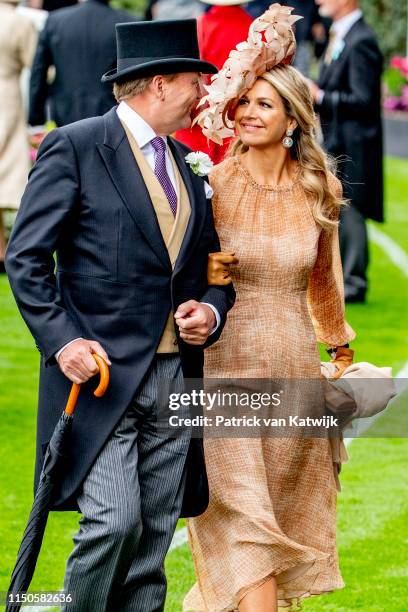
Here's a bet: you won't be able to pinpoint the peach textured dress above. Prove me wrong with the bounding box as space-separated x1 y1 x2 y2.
183 156 355 611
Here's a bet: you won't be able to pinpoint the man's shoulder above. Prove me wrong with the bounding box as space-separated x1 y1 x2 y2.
47 2 137 26
46 2 84 24
58 112 112 146
347 18 381 49
62 113 105 132
83 1 139 24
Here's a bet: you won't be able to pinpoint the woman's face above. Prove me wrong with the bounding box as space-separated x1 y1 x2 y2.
234 78 294 149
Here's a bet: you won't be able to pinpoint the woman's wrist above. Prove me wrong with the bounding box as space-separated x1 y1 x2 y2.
326 344 350 358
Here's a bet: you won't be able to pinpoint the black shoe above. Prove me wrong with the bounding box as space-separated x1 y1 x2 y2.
0 261 5 274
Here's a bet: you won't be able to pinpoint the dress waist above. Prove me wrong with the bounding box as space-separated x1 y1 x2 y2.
235 283 308 297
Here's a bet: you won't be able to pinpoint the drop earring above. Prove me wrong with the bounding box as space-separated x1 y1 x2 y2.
282 129 294 148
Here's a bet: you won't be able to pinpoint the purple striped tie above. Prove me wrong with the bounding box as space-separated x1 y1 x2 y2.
150 136 178 217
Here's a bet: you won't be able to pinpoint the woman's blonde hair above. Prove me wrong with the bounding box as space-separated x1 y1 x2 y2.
230 64 344 230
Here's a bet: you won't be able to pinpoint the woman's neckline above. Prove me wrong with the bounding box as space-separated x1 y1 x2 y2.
234 156 301 192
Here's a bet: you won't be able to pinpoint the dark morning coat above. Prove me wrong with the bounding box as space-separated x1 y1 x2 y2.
317 17 384 222
5 107 235 517
29 0 137 127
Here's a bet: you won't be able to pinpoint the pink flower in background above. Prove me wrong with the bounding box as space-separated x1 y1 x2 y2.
390 56 408 76
383 96 401 111
28 132 46 164
390 56 402 69
401 85 408 110
28 122 56 164
383 56 408 112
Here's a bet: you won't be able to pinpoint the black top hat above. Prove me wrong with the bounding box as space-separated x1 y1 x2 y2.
101 19 217 83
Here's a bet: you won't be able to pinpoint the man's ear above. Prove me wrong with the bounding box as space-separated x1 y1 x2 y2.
151 75 166 101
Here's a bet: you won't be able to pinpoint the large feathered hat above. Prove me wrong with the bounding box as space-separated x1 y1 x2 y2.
195 3 302 144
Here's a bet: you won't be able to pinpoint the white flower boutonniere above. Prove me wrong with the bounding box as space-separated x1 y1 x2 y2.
185 151 214 177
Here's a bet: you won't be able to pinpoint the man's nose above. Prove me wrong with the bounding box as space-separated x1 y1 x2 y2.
197 74 206 95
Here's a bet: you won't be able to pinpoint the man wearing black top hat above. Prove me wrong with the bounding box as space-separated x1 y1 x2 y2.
6 19 235 611
29 0 138 127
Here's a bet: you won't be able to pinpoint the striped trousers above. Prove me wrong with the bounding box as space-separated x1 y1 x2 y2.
62 354 190 612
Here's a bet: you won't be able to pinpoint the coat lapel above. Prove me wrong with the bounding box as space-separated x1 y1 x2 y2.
319 46 348 89
318 19 363 90
97 108 171 270
318 61 331 89
168 138 207 276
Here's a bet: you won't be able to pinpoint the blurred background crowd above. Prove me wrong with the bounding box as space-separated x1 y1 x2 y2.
0 0 407 302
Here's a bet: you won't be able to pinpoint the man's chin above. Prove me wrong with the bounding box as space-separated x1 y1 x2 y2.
318 7 332 18
178 116 193 131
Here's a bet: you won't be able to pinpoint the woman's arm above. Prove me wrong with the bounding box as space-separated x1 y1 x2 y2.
306 175 356 348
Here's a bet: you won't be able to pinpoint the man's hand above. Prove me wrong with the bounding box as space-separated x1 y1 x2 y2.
57 339 111 384
174 301 216 346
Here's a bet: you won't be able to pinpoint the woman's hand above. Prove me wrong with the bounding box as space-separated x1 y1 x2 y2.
330 347 354 380
207 252 239 286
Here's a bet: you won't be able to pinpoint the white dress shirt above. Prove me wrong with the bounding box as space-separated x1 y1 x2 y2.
331 9 363 42
56 102 219 361
116 101 213 199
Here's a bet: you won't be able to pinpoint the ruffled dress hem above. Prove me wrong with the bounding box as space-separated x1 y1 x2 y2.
184 550 345 612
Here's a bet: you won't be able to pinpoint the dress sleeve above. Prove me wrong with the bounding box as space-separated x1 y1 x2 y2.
18 17 38 70
307 174 356 346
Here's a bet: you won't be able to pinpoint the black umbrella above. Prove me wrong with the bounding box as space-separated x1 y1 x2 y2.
6 354 110 612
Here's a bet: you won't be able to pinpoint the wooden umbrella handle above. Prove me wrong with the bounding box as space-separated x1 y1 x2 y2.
64 354 110 416
92 354 110 397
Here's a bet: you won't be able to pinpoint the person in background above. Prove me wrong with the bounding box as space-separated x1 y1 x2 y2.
17 1 48 119
147 0 204 20
17 0 48 30
174 0 254 163
41 0 76 11
291 0 326 76
308 0 383 303
144 0 155 19
242 0 268 14
29 0 138 127
247 0 327 77
0 0 37 273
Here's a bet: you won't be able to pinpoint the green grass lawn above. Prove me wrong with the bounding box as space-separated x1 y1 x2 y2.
0 157 407 611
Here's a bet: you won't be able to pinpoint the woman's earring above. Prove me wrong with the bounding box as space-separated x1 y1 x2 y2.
282 129 294 148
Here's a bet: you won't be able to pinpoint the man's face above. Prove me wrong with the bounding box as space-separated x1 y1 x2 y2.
162 72 204 132
316 0 348 19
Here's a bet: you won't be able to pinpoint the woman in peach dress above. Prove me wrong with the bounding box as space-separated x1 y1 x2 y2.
183 53 355 612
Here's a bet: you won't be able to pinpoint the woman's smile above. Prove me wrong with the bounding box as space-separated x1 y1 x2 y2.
240 122 264 132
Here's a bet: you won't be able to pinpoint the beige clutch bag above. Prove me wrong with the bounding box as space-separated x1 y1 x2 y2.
321 361 397 424
321 361 397 491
